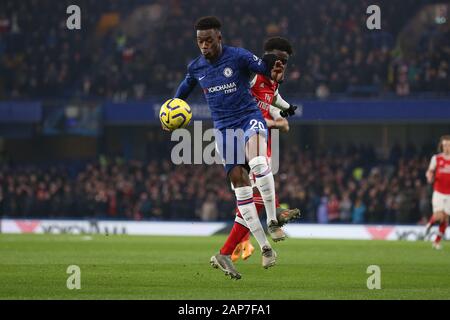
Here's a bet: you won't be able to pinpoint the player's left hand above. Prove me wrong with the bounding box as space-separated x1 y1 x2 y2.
271 60 285 83
280 104 298 118
161 123 171 132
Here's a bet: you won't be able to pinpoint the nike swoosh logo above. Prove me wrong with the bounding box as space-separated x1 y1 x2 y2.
199 75 206 80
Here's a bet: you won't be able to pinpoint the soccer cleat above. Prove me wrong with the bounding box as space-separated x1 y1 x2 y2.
231 243 243 262
268 220 286 242
276 207 301 226
432 242 442 250
241 240 255 260
210 254 242 280
261 245 277 269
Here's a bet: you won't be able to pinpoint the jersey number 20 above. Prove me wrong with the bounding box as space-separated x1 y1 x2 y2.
250 119 265 130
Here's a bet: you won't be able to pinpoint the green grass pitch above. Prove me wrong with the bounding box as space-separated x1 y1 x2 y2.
0 234 449 300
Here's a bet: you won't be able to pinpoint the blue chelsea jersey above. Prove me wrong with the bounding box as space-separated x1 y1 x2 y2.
175 46 271 130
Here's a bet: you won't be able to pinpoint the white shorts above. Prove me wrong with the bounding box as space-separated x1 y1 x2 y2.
432 191 450 215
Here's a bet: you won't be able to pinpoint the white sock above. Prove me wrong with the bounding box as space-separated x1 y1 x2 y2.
249 156 277 225
235 186 270 250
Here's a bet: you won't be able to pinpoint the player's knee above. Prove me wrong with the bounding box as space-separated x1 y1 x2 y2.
249 156 270 177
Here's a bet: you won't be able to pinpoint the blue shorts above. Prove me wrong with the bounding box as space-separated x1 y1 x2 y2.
214 111 268 175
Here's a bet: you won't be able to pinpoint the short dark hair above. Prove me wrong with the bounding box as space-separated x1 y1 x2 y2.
264 37 293 55
195 16 222 31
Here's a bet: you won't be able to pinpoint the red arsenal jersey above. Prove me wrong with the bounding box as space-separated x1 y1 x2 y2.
250 74 280 157
432 154 450 194
251 74 279 121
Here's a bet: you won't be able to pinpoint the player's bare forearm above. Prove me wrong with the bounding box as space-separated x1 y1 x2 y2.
275 118 289 132
265 118 289 132
265 118 275 128
426 170 434 184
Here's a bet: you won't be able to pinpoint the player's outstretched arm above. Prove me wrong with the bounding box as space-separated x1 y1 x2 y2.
161 68 197 132
174 66 197 100
174 77 197 100
267 105 289 132
272 90 299 118
237 47 284 82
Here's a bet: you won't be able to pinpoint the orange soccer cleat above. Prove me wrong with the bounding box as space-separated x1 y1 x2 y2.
231 242 243 262
241 240 255 260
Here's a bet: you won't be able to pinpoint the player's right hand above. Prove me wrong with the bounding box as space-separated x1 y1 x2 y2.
280 104 298 118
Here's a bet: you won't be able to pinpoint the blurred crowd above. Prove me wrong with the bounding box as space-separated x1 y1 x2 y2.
0 143 436 225
0 0 449 100
276 144 432 225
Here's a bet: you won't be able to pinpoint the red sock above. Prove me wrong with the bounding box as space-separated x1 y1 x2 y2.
220 220 250 255
241 232 250 242
435 221 448 244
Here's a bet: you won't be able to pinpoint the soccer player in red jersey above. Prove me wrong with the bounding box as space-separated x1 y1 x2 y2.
218 37 301 267
425 135 450 250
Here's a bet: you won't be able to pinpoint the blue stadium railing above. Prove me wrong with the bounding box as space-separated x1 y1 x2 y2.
1 97 450 130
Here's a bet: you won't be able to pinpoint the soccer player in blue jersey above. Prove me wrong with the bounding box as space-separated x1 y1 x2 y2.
173 16 296 279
